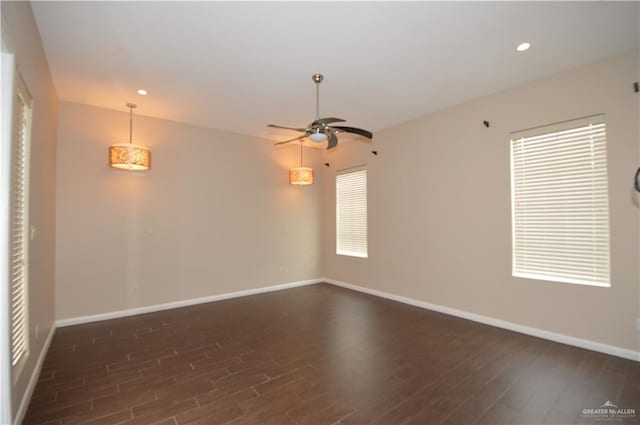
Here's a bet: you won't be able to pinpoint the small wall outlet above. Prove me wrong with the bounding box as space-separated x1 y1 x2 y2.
279 266 288 274
30 225 37 241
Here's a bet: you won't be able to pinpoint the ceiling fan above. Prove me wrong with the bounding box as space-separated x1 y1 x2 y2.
269 74 373 150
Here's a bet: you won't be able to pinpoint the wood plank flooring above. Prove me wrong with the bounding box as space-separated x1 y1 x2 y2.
24 284 640 425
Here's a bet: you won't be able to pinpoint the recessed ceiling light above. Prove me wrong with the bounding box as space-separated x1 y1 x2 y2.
137 89 148 96
516 42 531 52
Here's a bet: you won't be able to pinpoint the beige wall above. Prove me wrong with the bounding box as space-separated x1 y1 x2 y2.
1 1 58 420
322 51 640 353
55 102 322 320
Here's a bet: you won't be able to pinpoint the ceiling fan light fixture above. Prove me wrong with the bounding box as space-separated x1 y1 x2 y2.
308 130 327 143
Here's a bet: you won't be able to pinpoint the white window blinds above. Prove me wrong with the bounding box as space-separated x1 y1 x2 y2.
11 78 31 366
510 115 610 287
336 168 368 258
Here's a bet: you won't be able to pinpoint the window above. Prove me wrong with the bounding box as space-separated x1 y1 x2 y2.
510 115 610 287
336 168 367 258
10 76 31 367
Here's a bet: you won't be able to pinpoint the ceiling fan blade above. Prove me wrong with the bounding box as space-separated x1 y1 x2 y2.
330 126 373 139
268 124 307 132
273 134 308 145
326 133 338 150
312 117 346 126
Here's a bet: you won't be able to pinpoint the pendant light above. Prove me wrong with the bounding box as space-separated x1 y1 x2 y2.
109 103 150 171
289 141 313 185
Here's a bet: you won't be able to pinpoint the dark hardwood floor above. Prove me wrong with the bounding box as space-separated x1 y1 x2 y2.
24 283 640 425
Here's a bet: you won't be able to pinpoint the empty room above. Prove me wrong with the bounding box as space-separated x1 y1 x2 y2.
1 1 639 424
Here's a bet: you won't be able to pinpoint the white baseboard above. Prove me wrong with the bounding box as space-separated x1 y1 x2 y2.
55 277 640 362
324 278 640 362
13 324 55 425
56 278 323 327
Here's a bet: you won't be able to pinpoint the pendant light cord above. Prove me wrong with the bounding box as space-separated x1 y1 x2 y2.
299 141 303 167
127 103 137 145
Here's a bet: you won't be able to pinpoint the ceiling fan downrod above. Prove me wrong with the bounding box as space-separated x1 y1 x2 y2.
312 73 323 120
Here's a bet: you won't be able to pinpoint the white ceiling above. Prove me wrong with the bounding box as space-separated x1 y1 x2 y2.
32 1 638 144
